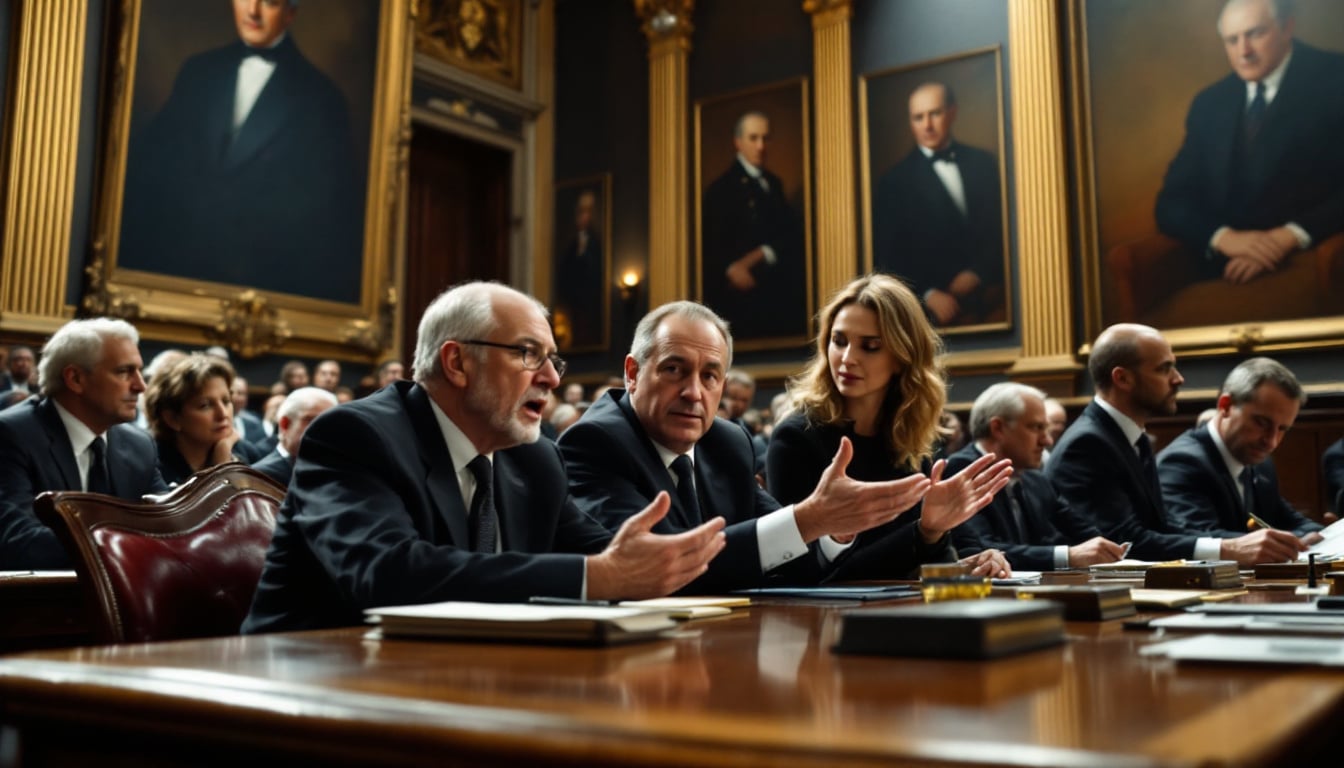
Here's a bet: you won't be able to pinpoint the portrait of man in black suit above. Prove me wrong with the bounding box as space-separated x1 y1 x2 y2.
699 106 809 346
871 81 1006 328
1155 0 1344 287
118 0 370 304
552 181 608 352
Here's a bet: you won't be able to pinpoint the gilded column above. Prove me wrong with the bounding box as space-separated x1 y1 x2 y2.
804 0 855 310
1 0 88 333
1005 0 1082 394
635 0 694 308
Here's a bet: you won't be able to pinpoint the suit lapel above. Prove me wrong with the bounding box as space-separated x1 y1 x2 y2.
1087 404 1164 518
406 386 470 547
224 41 300 168
614 394 696 528
37 401 80 490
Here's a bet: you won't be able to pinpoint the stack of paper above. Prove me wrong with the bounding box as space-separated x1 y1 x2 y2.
618 596 751 619
1089 559 1179 580
365 601 677 645
1141 634 1344 666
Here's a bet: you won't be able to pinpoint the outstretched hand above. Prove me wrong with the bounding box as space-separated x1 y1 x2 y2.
794 437 931 543
586 492 727 600
917 452 1013 541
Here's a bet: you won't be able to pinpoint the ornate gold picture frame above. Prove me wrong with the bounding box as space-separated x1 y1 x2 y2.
85 0 413 360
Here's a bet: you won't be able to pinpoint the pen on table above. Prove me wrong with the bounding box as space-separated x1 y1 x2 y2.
528 596 614 607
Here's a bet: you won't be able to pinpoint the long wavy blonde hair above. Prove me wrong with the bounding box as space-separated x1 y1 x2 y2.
786 273 947 471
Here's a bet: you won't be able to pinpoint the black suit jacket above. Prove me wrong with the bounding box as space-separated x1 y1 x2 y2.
945 446 1103 571
119 36 362 302
1158 426 1322 538
250 447 294 488
763 411 958 581
243 382 612 633
0 398 167 568
701 160 807 341
559 390 810 592
872 142 1005 317
1045 401 1198 560
1324 437 1344 515
1155 42 1344 278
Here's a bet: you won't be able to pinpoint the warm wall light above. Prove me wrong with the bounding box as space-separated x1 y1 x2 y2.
619 269 641 301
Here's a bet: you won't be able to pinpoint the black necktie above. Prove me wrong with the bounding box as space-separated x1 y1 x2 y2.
1240 466 1258 522
1136 434 1162 508
87 436 112 495
1006 480 1028 542
671 455 702 525
240 44 280 64
1244 81 1266 145
467 456 498 554
931 147 957 163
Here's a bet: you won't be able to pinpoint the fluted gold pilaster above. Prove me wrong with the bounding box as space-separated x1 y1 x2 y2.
804 0 855 313
1005 0 1082 394
635 0 694 308
1 0 88 333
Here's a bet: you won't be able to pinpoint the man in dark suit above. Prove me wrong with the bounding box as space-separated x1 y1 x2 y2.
0 346 35 397
243 283 726 633
1155 0 1344 286
951 383 1125 571
553 189 605 351
119 0 361 302
872 82 1005 327
250 385 337 487
1325 437 1344 517
701 111 807 342
0 319 168 569
1159 357 1323 542
230 376 268 448
1046 323 1304 564
558 301 1012 592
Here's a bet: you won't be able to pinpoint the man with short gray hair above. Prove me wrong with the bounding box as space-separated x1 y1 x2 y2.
1158 357 1323 542
951 383 1125 570
250 386 338 487
0 318 167 568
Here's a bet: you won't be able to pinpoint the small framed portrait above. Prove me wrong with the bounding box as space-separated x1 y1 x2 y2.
860 46 1011 335
552 175 612 354
89 0 411 355
1074 0 1344 346
694 77 813 352
415 0 523 91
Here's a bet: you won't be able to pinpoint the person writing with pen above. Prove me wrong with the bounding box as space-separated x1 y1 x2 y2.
1157 357 1322 561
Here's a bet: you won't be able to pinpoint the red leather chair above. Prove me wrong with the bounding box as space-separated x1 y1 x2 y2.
35 463 286 643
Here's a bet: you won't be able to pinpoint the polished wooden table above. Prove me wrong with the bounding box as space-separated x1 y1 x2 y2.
1 595 1342 767
0 571 90 653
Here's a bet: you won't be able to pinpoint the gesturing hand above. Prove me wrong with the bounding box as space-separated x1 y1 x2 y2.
794 437 931 543
586 492 727 601
917 452 1013 541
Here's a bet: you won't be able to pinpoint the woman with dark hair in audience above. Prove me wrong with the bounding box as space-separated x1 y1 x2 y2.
766 273 1012 577
145 354 248 486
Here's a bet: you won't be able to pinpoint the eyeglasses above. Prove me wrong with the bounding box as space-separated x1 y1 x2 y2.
458 340 567 377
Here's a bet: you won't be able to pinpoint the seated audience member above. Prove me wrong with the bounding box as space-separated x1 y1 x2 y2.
0 345 35 395
1047 324 1305 564
334 385 355 404
562 381 585 406
761 275 1012 580
1324 437 1344 517
1158 358 1323 545
376 359 405 389
313 359 341 393
549 402 582 436
0 318 168 568
560 296 1010 593
260 392 286 447
936 409 969 457
950 383 1125 570
724 368 769 473
145 354 256 486
274 360 309 395
243 282 725 633
1043 397 1067 444
231 375 269 449
252 386 338 487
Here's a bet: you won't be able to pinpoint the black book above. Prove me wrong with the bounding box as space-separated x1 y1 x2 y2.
1144 560 1242 590
989 585 1136 621
833 599 1066 660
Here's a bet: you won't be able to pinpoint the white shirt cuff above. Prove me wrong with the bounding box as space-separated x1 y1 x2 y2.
818 534 855 563
1285 222 1311 249
1054 545 1070 570
1209 226 1230 253
757 505 810 572
760 245 778 266
1194 537 1223 561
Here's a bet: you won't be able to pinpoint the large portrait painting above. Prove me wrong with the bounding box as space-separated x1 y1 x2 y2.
552 175 611 354
694 78 812 352
1076 0 1344 344
89 0 412 357
860 46 1010 335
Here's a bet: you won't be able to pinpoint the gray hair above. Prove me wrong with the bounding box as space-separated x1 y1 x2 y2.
629 301 733 370
1222 357 1305 406
969 382 1047 439
734 111 769 138
1219 0 1293 34
278 386 338 423
412 282 548 384
725 368 754 389
37 318 140 398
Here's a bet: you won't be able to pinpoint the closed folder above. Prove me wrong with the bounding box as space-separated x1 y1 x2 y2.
833 599 1065 659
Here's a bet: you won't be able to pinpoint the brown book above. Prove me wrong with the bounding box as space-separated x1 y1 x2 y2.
1253 561 1343 581
1039 569 1093 585
833 599 1066 660
989 585 1136 621
1144 560 1242 590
